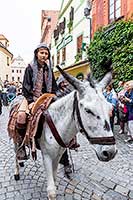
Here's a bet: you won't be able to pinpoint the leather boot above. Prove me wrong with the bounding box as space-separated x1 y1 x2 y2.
16 123 28 160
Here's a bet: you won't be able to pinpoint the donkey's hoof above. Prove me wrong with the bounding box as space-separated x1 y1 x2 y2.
14 174 20 181
19 162 24 167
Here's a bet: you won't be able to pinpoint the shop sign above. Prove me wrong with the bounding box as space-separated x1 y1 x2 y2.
57 35 73 51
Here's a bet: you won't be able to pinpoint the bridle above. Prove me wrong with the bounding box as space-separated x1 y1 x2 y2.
73 91 116 145
44 91 115 148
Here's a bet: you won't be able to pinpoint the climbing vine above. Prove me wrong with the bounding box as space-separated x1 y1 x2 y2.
87 19 133 87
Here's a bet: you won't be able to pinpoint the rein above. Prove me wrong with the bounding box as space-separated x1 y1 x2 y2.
73 92 116 145
44 110 70 148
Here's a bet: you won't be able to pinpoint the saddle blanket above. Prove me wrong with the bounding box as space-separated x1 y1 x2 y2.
7 93 55 144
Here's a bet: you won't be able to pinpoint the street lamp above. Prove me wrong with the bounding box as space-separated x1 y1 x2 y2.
84 0 92 43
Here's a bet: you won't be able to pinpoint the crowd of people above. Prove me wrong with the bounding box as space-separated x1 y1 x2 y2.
103 80 133 143
0 79 22 110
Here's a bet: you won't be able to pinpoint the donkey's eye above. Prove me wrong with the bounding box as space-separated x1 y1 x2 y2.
85 108 95 116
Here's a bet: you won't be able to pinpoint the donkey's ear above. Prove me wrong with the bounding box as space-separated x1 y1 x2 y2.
98 71 112 90
56 65 85 93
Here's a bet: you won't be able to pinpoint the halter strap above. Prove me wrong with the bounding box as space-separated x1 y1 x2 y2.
73 92 116 145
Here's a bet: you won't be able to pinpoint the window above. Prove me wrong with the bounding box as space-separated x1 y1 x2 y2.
77 35 83 53
20 70 21 73
12 69 14 73
12 77 14 81
7 57 9 66
57 51 60 65
62 47 66 62
18 77 20 81
16 70 19 73
6 74 8 81
109 0 121 23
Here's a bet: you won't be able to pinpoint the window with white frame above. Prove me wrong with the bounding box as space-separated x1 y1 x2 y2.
109 0 121 23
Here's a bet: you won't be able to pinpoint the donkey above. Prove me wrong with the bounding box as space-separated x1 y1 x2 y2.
13 66 117 200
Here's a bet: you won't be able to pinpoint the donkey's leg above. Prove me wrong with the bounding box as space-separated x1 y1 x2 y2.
53 158 59 182
42 154 56 200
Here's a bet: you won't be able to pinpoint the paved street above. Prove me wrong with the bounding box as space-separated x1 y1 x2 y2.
0 106 133 200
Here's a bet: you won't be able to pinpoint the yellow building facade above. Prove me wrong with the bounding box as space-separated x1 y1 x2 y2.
0 34 13 82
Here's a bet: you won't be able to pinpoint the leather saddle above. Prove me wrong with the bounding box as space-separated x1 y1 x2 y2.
8 93 55 145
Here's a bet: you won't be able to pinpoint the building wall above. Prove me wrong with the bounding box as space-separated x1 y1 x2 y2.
121 0 133 17
0 43 13 82
51 0 91 78
92 0 133 37
41 10 59 47
10 56 26 83
0 34 9 48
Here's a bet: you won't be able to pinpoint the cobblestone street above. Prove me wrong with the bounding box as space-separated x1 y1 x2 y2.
0 106 133 200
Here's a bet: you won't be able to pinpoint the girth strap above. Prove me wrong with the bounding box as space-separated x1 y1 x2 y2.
44 111 69 148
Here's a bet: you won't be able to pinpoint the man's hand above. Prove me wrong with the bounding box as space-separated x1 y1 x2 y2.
28 102 35 110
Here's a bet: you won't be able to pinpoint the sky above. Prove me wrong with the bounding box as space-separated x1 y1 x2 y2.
0 0 62 63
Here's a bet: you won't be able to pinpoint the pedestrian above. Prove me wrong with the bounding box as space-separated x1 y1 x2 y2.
57 75 80 176
2 84 8 106
16 43 58 159
103 84 118 132
7 82 16 103
115 81 125 125
117 82 128 134
123 82 133 142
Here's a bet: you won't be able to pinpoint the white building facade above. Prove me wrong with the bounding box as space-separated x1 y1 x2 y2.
51 0 91 77
11 55 26 83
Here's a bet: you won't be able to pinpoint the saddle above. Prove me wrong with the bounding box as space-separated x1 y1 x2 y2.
8 93 55 158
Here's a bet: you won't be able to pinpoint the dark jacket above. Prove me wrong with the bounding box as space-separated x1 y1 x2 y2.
22 63 58 104
7 85 16 94
125 89 133 121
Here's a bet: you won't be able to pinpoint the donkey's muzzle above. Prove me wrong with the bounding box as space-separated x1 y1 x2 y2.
95 145 118 162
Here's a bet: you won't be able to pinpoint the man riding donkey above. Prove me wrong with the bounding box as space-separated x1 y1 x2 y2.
13 43 57 160
8 43 79 174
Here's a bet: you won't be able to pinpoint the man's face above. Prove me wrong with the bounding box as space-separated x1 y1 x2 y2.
37 48 49 65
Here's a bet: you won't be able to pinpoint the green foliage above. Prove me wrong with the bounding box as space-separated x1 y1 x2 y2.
75 50 82 63
87 19 133 86
67 20 73 33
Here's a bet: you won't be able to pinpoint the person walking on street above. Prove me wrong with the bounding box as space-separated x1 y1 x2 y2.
7 82 16 103
57 75 80 176
124 82 133 142
117 81 128 134
103 84 118 132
